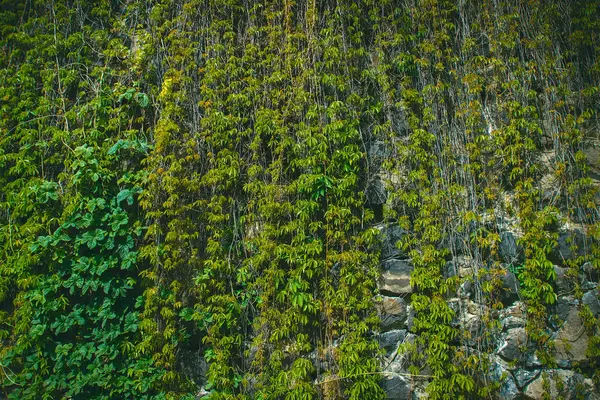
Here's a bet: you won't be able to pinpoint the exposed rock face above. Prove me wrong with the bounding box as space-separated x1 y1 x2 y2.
501 270 520 303
378 224 408 260
499 231 520 264
582 289 600 316
497 327 529 362
553 307 590 367
491 360 520 400
549 230 587 265
379 259 414 295
500 302 526 330
554 265 574 294
512 368 540 389
582 262 599 288
382 375 411 399
554 296 578 326
378 296 409 330
524 370 598 400
379 329 406 356
366 178 388 205
584 140 600 178
377 223 599 400
368 140 391 164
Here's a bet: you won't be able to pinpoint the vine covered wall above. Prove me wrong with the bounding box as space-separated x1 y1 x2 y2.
1 1 599 399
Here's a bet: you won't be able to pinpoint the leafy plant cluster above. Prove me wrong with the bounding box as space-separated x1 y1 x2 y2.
1 0 599 399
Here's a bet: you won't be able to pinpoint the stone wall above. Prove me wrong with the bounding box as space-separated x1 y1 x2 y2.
376 224 600 399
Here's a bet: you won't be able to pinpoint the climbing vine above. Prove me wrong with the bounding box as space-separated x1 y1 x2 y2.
1 0 599 398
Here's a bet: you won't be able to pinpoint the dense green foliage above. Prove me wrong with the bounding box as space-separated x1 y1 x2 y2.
1 0 599 399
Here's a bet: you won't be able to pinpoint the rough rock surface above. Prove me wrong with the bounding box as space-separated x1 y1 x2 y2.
378 296 408 330
554 265 574 294
380 259 414 295
501 271 520 303
377 223 599 400
379 329 406 355
549 230 587 264
382 375 411 400
582 289 600 316
378 224 408 260
524 370 597 400
497 327 529 362
553 307 590 367
491 360 520 400
367 178 388 205
500 302 526 330
499 231 520 264
512 368 540 389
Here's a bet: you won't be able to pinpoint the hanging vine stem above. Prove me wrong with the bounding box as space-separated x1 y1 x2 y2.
4 114 75 154
314 370 434 386
1 359 20 387
1 0 599 398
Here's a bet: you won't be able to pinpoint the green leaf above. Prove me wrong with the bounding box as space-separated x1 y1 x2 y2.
135 92 149 108
117 189 131 204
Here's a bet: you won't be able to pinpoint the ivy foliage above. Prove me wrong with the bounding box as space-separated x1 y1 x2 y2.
0 0 165 398
3 142 165 399
1 0 600 399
